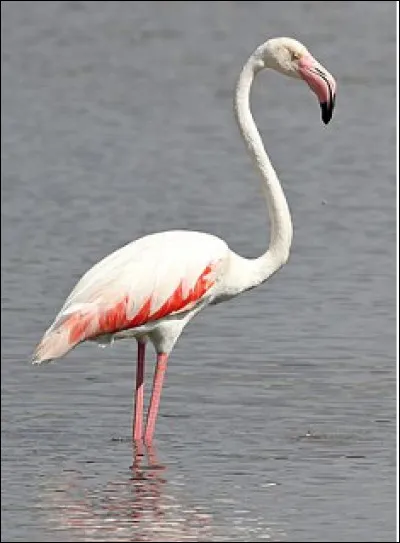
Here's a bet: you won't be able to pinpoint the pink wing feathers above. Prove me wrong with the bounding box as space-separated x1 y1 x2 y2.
32 231 229 363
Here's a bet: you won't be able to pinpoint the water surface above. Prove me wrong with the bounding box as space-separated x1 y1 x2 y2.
1 1 396 541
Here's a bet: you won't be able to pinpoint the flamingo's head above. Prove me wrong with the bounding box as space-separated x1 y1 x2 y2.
254 37 337 125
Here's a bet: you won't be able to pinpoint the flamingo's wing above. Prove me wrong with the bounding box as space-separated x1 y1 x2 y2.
33 231 228 363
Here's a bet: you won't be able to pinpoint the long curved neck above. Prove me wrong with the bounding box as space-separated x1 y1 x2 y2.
233 55 293 290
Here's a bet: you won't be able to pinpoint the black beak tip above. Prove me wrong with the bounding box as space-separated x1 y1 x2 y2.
320 97 335 125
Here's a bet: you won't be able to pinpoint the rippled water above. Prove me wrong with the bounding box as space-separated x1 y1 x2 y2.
1 1 397 541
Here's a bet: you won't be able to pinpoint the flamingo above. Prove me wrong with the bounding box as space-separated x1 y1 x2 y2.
32 37 336 445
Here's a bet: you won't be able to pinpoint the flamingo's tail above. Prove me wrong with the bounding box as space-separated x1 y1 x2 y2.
32 305 96 364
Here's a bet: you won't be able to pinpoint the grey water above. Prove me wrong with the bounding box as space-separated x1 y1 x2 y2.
1 1 397 541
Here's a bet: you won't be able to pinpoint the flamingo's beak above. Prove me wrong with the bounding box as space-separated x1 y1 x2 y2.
298 55 337 124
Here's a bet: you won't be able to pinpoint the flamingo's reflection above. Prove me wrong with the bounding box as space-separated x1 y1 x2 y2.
44 443 213 542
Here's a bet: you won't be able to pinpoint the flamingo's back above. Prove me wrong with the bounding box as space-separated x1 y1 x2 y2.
33 230 229 364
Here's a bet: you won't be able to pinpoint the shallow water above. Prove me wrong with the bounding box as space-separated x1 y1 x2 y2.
1 1 397 541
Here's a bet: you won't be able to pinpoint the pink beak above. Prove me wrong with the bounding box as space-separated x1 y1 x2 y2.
298 55 337 124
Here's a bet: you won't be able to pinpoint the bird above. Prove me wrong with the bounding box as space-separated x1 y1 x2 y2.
32 37 336 445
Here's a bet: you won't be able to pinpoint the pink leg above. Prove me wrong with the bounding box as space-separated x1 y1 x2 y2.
144 353 168 445
133 340 146 442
